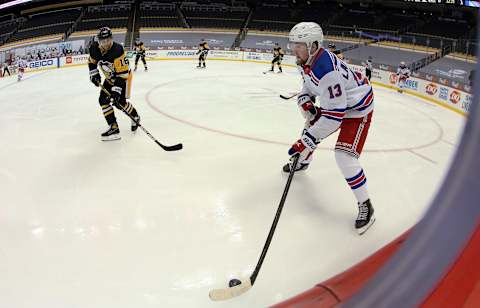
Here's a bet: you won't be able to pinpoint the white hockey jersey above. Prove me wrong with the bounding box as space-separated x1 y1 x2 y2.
365 60 373 71
298 48 373 141
397 66 410 78
18 59 28 69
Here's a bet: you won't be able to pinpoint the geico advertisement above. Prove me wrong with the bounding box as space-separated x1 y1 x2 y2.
26 58 57 71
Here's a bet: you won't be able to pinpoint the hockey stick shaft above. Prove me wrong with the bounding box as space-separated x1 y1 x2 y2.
279 92 298 100
249 154 300 285
208 155 300 301
99 85 182 151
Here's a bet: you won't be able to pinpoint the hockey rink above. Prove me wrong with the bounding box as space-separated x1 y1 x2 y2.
0 60 465 307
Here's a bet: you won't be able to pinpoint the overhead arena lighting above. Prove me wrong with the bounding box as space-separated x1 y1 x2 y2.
0 0 33 10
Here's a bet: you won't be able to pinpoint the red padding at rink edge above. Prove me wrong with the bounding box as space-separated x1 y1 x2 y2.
464 279 480 308
272 230 411 308
421 223 480 308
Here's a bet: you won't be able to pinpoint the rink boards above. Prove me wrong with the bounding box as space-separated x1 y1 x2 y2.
22 49 473 115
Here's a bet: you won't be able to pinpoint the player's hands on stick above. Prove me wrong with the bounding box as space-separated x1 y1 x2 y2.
109 86 122 107
288 130 318 165
89 69 101 87
297 94 318 121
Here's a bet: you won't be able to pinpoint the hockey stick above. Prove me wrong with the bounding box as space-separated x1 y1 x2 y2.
208 155 300 301
279 92 298 100
99 85 183 151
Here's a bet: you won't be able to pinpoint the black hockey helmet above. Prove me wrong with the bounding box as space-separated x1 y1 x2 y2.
328 43 336 49
97 27 112 40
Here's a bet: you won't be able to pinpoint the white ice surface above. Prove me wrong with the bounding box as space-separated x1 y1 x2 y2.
0 60 465 308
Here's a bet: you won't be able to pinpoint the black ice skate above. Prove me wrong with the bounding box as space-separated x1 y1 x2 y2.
145 67 148 72
282 162 309 173
356 199 375 235
101 123 121 141
131 115 140 132
134 65 138 72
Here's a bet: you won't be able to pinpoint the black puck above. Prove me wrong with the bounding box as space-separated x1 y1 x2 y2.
229 278 242 288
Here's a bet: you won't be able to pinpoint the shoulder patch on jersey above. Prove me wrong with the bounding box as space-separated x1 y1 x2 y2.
310 50 335 82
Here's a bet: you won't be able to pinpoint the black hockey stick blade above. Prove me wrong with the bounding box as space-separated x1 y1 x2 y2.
156 141 183 151
99 85 183 152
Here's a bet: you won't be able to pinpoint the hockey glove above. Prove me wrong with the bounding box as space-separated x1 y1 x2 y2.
89 69 101 87
110 86 123 108
304 109 322 129
297 94 318 121
288 130 318 165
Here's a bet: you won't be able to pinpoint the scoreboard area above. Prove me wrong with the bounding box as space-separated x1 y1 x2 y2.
404 0 479 7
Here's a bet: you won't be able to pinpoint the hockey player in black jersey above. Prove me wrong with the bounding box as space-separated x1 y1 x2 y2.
134 38 148 72
270 43 285 73
197 39 209 68
88 27 141 141
365 56 373 81
328 43 345 60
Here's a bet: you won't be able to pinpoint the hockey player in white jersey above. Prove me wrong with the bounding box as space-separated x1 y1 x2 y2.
397 61 410 93
17 58 27 82
285 22 375 235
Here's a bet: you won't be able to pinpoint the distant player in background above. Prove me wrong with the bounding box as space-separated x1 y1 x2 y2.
270 42 285 73
3 59 11 77
287 22 375 235
88 27 140 141
134 38 148 72
397 61 410 93
365 57 372 81
17 58 27 82
328 43 344 60
197 39 209 68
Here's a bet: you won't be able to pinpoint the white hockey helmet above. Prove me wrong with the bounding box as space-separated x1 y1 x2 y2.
289 22 324 49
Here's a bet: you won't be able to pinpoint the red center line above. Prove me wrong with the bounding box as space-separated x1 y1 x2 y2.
145 79 446 154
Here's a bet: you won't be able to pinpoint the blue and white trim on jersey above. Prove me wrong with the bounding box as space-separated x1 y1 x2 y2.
308 50 334 84
321 108 346 122
348 88 374 112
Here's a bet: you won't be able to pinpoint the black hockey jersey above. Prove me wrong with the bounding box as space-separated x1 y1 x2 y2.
198 42 209 56
273 47 284 57
333 49 345 60
88 41 129 87
134 41 146 56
